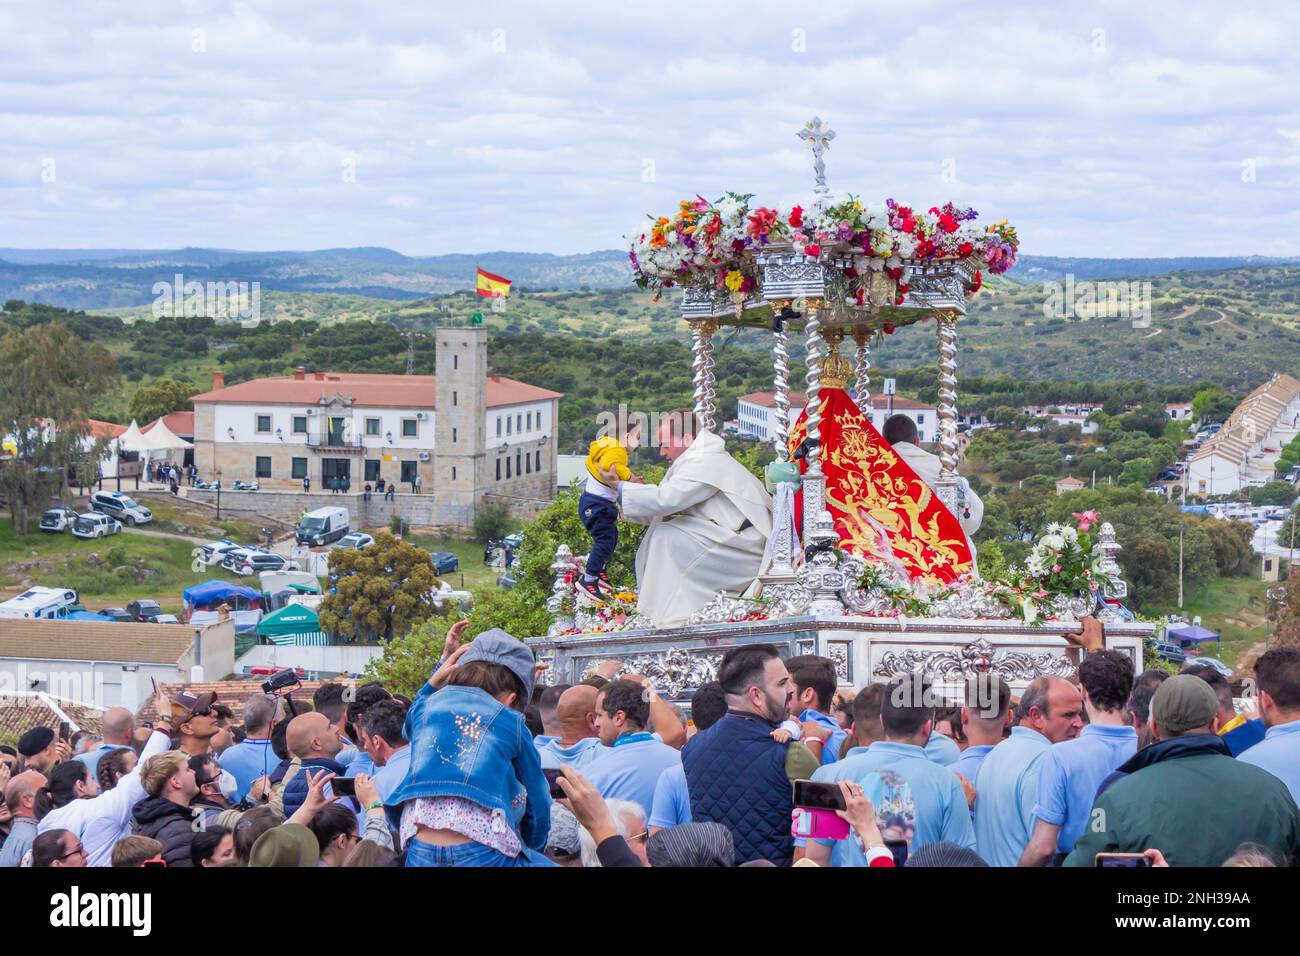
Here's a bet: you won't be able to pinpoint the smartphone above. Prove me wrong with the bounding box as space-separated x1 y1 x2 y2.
792 779 847 812
141 858 168 868
1096 852 1151 867
330 778 357 798
886 839 909 867
543 768 566 799
58 721 71 741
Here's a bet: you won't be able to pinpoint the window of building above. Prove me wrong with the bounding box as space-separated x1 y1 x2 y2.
453 391 458 407
506 416 512 436
526 453 531 474
256 414 272 433
452 427 458 444
526 411 532 431
365 418 381 436
516 451 521 476
291 458 307 479
255 456 272 478
402 419 418 438
506 458 511 479
401 460 417 484
453 354 458 370
292 416 307 434
516 414 522 433
536 450 541 471
917 414 925 425
496 459 501 481
496 417 502 437
364 459 380 482
452 466 457 482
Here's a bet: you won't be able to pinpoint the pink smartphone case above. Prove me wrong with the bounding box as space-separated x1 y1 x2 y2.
791 807 851 841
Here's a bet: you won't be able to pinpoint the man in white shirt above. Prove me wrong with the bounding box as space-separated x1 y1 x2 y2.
882 415 982 537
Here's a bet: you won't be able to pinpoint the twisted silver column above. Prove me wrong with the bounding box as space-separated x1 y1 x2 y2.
853 329 871 410
802 304 826 549
773 318 791 460
691 320 718 433
935 310 960 512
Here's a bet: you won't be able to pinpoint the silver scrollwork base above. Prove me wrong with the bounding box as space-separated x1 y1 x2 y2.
873 637 1077 683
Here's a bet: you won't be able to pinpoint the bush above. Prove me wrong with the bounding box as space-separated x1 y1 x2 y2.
471 500 513 543
388 514 410 537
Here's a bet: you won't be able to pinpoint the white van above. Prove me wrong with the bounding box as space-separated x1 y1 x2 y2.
0 587 79 620
295 506 350 547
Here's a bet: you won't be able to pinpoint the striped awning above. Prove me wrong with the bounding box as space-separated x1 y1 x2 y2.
263 631 331 647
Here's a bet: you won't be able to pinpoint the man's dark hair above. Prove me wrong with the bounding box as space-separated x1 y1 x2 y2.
717 644 780 698
346 681 392 733
853 684 887 738
580 675 609 690
883 414 919 447
1128 669 1169 725
188 752 219 788
880 678 935 739
689 681 727 731
357 699 407 747
308 802 359 853
1253 647 1300 711
1182 664 1233 713
31 828 73 868
270 718 290 761
538 684 571 717
1079 650 1134 713
313 682 348 726
963 674 1012 722
600 679 650 730
1015 677 1054 723
42 761 90 814
786 655 837 713
524 705 544 738
190 825 231 866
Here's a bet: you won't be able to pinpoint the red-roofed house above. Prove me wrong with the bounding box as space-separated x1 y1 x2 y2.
190 327 563 527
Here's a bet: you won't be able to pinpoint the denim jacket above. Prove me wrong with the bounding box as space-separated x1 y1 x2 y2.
385 683 551 851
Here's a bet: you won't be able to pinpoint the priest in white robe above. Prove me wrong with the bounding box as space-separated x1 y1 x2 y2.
605 429 772 627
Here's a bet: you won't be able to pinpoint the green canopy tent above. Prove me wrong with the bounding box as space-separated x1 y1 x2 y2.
256 603 330 647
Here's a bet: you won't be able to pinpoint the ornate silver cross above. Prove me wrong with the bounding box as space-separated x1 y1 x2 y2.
798 116 836 206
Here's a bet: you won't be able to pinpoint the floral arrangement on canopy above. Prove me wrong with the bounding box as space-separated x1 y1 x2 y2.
627 192 1018 303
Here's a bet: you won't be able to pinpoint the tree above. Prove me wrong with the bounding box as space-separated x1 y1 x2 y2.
317 531 442 641
126 379 197 424
472 499 513 543
1249 481 1297 507
0 322 119 535
1192 386 1237 424
363 617 447 700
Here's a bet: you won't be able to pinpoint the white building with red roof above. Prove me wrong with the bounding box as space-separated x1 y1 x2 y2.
188 327 562 526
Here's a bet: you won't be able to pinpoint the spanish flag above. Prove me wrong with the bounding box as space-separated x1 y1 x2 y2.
476 267 511 298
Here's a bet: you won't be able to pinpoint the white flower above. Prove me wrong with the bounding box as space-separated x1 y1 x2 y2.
716 196 743 223
1040 533 1065 552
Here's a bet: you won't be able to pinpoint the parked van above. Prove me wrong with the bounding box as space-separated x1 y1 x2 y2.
89 491 152 526
0 587 79 620
296 506 350 547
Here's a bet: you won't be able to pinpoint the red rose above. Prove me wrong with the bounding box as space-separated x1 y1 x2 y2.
958 241 974 258
939 213 959 233
789 205 804 228
900 217 915 233
804 243 821 258
883 322 895 334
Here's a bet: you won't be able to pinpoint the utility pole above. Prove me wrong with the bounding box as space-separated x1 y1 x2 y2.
1178 524 1184 609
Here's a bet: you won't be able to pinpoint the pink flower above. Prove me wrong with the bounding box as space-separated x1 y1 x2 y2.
1052 564 1062 574
1073 510 1099 532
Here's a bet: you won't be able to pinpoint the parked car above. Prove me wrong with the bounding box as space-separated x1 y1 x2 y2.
429 550 459 575
149 613 180 624
98 607 135 623
1149 638 1187 665
334 532 376 551
227 549 299 576
1184 656 1233 678
126 599 164 621
197 539 243 566
232 480 260 492
71 512 122 539
39 506 78 533
89 491 152 526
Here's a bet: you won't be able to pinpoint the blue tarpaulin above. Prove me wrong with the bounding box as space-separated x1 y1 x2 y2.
1168 623 1219 644
183 580 262 608
68 610 112 621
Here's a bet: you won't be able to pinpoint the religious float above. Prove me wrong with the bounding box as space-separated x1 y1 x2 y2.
525 119 1153 701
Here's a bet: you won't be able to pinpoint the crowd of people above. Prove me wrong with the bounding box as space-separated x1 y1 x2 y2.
3 616 1298 868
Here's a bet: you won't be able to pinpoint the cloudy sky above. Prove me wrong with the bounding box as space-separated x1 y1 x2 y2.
2 1 1298 257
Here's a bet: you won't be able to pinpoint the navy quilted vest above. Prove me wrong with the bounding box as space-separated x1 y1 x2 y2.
683 710 793 865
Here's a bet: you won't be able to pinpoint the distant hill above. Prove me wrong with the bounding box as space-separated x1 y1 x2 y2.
5 246 1300 311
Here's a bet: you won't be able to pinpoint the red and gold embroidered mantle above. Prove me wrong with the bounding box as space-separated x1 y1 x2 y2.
790 387 973 583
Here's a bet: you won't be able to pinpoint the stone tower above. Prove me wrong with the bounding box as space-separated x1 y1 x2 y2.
433 325 488 529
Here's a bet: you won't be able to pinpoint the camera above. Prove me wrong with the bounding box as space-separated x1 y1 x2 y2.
261 668 301 694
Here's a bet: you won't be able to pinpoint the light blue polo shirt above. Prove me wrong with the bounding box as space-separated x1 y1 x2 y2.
536 736 604 771
649 763 691 829
949 744 995 786
926 731 962 766
217 737 279 802
798 709 849 766
1238 719 1300 807
584 732 681 818
73 743 130 777
809 741 976 867
973 727 1050 866
1033 723 1137 855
